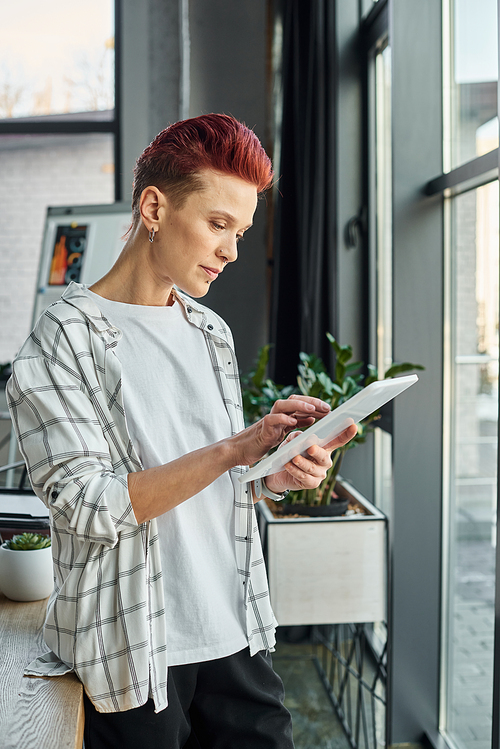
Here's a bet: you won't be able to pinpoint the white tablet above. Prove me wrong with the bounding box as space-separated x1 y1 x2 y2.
239 374 419 483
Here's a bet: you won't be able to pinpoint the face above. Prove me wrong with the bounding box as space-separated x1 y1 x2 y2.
145 169 258 299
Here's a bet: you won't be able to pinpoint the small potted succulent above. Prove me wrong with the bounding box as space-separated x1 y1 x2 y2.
0 532 53 602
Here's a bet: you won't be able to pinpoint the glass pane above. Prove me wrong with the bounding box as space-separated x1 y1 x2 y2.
445 180 498 749
0 133 114 364
362 0 380 19
367 43 392 693
0 1 114 119
374 44 393 518
449 0 498 168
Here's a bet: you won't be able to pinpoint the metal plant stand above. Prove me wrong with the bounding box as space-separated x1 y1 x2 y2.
310 623 387 749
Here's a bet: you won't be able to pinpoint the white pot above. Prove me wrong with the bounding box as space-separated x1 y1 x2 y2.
256 477 387 626
0 543 54 601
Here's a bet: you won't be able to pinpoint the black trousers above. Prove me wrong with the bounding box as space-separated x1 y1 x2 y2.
83 648 294 749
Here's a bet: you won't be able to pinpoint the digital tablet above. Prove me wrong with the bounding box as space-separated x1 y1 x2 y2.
239 374 419 483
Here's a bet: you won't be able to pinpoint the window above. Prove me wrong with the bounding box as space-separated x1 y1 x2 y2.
442 180 498 749
0 1 114 119
365 17 392 734
440 2 499 746
372 40 393 518
448 0 498 170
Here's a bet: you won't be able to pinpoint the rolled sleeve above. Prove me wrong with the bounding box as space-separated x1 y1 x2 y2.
44 467 137 548
7 356 138 549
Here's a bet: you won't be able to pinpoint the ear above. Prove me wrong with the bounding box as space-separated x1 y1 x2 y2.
139 186 166 232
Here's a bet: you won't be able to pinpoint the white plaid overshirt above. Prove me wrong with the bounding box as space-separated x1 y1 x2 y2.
6 282 277 713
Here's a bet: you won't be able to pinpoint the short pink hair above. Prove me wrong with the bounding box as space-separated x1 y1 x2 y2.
131 114 274 219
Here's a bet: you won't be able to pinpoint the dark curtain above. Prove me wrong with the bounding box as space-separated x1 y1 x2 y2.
269 0 336 385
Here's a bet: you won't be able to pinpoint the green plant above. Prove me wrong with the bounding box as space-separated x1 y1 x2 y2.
241 344 297 425
3 532 51 551
241 334 424 506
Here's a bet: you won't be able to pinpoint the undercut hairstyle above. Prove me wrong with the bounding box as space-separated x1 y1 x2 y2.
131 114 274 222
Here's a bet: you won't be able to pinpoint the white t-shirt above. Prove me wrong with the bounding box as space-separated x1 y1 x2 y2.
87 290 248 666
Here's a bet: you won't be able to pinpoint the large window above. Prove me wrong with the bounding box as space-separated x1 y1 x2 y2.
363 0 499 744
440 2 499 747
443 180 498 749
0 1 114 119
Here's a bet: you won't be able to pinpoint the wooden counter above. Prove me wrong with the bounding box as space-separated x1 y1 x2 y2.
0 592 84 749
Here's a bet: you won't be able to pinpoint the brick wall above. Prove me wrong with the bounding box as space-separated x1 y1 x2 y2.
0 133 114 363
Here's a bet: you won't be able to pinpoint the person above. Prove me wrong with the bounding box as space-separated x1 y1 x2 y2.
7 114 356 748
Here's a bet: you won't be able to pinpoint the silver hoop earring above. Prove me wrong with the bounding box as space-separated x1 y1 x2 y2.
148 228 155 243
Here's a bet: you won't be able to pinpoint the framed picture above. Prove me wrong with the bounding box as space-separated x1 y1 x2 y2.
48 224 88 286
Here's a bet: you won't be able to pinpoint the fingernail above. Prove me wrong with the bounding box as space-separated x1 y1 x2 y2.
320 402 331 411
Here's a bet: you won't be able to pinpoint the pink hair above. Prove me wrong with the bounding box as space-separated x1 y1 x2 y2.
131 114 274 219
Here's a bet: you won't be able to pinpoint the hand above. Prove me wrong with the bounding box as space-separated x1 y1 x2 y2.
270 394 332 427
230 395 332 469
264 421 358 495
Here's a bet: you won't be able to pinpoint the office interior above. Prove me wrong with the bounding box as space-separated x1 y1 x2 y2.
0 1 498 748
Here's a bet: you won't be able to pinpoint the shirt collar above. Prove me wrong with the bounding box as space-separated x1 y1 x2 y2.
61 282 117 336
171 289 231 344
61 282 230 345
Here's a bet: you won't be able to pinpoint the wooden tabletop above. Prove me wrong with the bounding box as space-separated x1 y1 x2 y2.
0 592 84 749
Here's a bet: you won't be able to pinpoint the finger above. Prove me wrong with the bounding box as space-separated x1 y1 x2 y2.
322 422 358 451
271 396 330 417
305 444 334 468
292 451 329 476
292 415 316 429
284 459 324 486
287 394 331 413
282 430 302 444
271 398 316 416
265 413 298 429
261 413 299 445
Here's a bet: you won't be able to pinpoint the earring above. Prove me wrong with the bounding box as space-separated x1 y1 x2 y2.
148 228 155 243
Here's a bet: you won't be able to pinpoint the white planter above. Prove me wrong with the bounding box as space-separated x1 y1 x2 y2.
0 543 54 601
257 477 387 626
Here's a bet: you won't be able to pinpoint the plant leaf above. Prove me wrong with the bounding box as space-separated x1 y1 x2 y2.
384 362 425 378
5 532 51 550
317 371 335 396
252 344 271 389
345 361 363 373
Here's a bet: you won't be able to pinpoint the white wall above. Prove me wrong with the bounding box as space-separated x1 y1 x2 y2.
0 133 114 362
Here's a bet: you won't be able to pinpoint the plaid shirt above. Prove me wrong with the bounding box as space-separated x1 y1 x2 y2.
6 282 277 714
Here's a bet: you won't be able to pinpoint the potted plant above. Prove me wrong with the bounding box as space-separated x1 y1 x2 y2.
243 333 423 512
241 335 423 625
0 532 53 602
